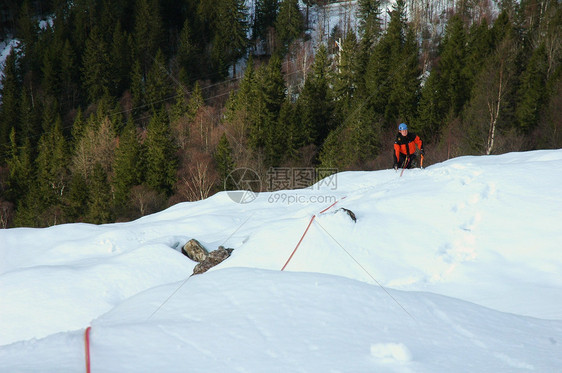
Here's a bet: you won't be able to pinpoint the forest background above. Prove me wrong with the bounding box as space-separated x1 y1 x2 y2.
0 0 560 228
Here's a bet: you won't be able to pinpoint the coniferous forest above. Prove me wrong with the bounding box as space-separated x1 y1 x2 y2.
0 0 561 228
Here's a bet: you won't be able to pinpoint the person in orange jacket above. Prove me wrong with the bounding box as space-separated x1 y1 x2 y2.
393 123 424 170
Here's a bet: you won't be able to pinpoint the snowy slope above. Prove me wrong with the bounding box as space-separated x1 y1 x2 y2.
1 150 562 372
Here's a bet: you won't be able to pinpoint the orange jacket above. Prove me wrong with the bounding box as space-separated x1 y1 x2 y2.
393 132 423 163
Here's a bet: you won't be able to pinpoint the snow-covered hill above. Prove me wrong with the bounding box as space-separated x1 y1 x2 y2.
1 150 562 372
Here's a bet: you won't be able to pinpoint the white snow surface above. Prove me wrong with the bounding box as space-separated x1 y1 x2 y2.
1 150 562 372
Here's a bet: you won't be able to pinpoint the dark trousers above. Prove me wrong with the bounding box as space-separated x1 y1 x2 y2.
397 153 418 169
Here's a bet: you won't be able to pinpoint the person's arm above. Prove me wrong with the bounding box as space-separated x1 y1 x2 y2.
393 143 400 169
415 136 424 155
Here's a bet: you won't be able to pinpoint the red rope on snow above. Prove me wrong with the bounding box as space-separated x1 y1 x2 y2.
318 196 346 214
281 215 316 271
281 197 347 271
84 326 92 373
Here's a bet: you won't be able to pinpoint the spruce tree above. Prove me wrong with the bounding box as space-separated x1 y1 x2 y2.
253 0 279 41
465 19 494 93
333 30 359 116
275 0 304 54
64 172 89 222
170 85 190 123
215 133 235 190
113 118 144 208
356 0 383 95
389 28 420 126
299 44 333 146
278 97 302 162
0 50 20 161
319 103 380 170
177 18 197 85
416 71 447 141
34 116 70 225
16 0 39 74
440 15 470 117
82 26 112 102
144 108 178 196
145 49 171 112
223 57 257 147
130 60 145 116
133 0 165 75
5 129 33 203
249 55 286 164
364 25 392 121
210 0 249 77
87 162 113 224
18 86 39 146
417 15 469 140
60 39 79 110
110 21 133 96
357 0 383 45
187 81 205 122
516 44 548 133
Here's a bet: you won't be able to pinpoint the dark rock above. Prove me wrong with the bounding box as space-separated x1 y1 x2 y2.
181 239 209 262
339 208 357 223
193 246 234 275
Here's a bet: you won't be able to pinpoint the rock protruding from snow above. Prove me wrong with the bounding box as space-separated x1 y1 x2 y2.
181 239 209 262
193 246 234 275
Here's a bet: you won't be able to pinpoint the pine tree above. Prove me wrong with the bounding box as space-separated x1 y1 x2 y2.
110 21 133 96
64 172 89 222
299 44 333 146
364 40 390 111
113 118 144 207
34 116 70 225
71 108 86 146
416 71 447 141
130 60 145 116
144 108 178 196
210 0 249 77
377 0 417 125
0 50 20 161
278 96 303 162
60 39 79 110
5 129 33 203
215 133 235 190
249 55 286 164
389 28 420 126
319 103 380 170
223 57 257 148
187 81 205 122
18 86 40 145
40 28 63 100
253 0 279 41
465 19 494 93
87 162 113 224
416 14 469 140
170 85 190 123
440 15 470 117
16 0 39 74
133 0 165 75
356 0 383 97
145 49 171 112
516 43 548 133
177 18 197 85
82 26 112 102
275 0 303 54
333 30 359 116
357 0 383 46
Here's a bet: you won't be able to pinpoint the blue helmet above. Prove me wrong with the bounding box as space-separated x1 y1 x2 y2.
398 123 408 131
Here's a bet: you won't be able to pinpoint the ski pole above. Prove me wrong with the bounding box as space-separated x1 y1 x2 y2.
400 156 410 177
